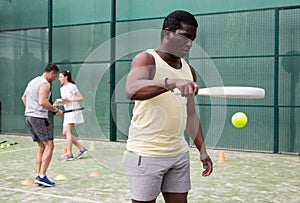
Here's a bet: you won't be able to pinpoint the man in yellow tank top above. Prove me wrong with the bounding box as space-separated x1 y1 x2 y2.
125 10 213 203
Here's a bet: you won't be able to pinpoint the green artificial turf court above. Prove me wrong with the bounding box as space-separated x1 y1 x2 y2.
0 134 299 203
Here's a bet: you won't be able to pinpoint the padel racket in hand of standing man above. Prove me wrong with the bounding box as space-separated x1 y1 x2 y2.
124 10 212 203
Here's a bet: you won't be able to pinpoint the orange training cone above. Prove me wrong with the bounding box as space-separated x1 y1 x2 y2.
90 171 101 177
21 179 35 185
218 151 227 163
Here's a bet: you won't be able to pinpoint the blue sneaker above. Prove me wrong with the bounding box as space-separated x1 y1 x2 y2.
75 147 87 159
59 153 74 161
34 175 42 186
35 175 55 187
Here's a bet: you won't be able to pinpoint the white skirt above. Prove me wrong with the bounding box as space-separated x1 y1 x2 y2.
63 110 84 126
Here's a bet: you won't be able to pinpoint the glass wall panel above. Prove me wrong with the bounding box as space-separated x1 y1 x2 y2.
117 0 300 20
279 108 300 153
0 0 48 30
279 8 300 54
115 61 131 140
279 56 300 106
0 29 48 133
190 57 274 106
198 106 274 151
194 10 275 58
279 9 300 107
53 0 111 26
52 23 110 63
116 20 162 61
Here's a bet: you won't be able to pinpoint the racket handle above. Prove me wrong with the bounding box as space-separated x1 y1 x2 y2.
173 88 181 95
172 88 198 95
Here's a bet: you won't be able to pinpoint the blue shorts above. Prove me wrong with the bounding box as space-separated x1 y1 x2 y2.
124 151 191 201
25 116 54 142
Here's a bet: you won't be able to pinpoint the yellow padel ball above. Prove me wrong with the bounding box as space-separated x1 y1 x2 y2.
231 112 248 128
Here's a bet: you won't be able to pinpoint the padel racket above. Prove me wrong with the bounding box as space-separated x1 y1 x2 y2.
63 107 85 113
0 140 7 144
173 86 265 98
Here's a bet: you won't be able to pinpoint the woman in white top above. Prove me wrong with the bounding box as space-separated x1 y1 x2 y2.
58 70 87 161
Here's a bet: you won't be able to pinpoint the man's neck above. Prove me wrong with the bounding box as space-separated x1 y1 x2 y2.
41 73 50 82
155 49 182 69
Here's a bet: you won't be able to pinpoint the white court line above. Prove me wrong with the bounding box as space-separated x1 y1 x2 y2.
0 146 36 154
0 187 100 203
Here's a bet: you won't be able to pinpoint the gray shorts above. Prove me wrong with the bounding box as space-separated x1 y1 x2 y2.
124 151 191 201
25 116 54 142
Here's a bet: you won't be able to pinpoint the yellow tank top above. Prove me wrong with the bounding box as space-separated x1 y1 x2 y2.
126 49 194 157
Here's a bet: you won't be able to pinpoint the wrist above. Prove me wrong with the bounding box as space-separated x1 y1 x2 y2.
200 152 209 160
164 78 174 92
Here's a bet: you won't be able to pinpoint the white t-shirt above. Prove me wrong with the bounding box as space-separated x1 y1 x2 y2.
60 83 84 126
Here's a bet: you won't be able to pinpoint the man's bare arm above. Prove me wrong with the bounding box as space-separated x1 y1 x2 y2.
39 83 60 113
125 52 168 100
21 88 27 106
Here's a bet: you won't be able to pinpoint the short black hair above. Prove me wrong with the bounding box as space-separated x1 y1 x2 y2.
44 63 59 73
162 10 198 31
